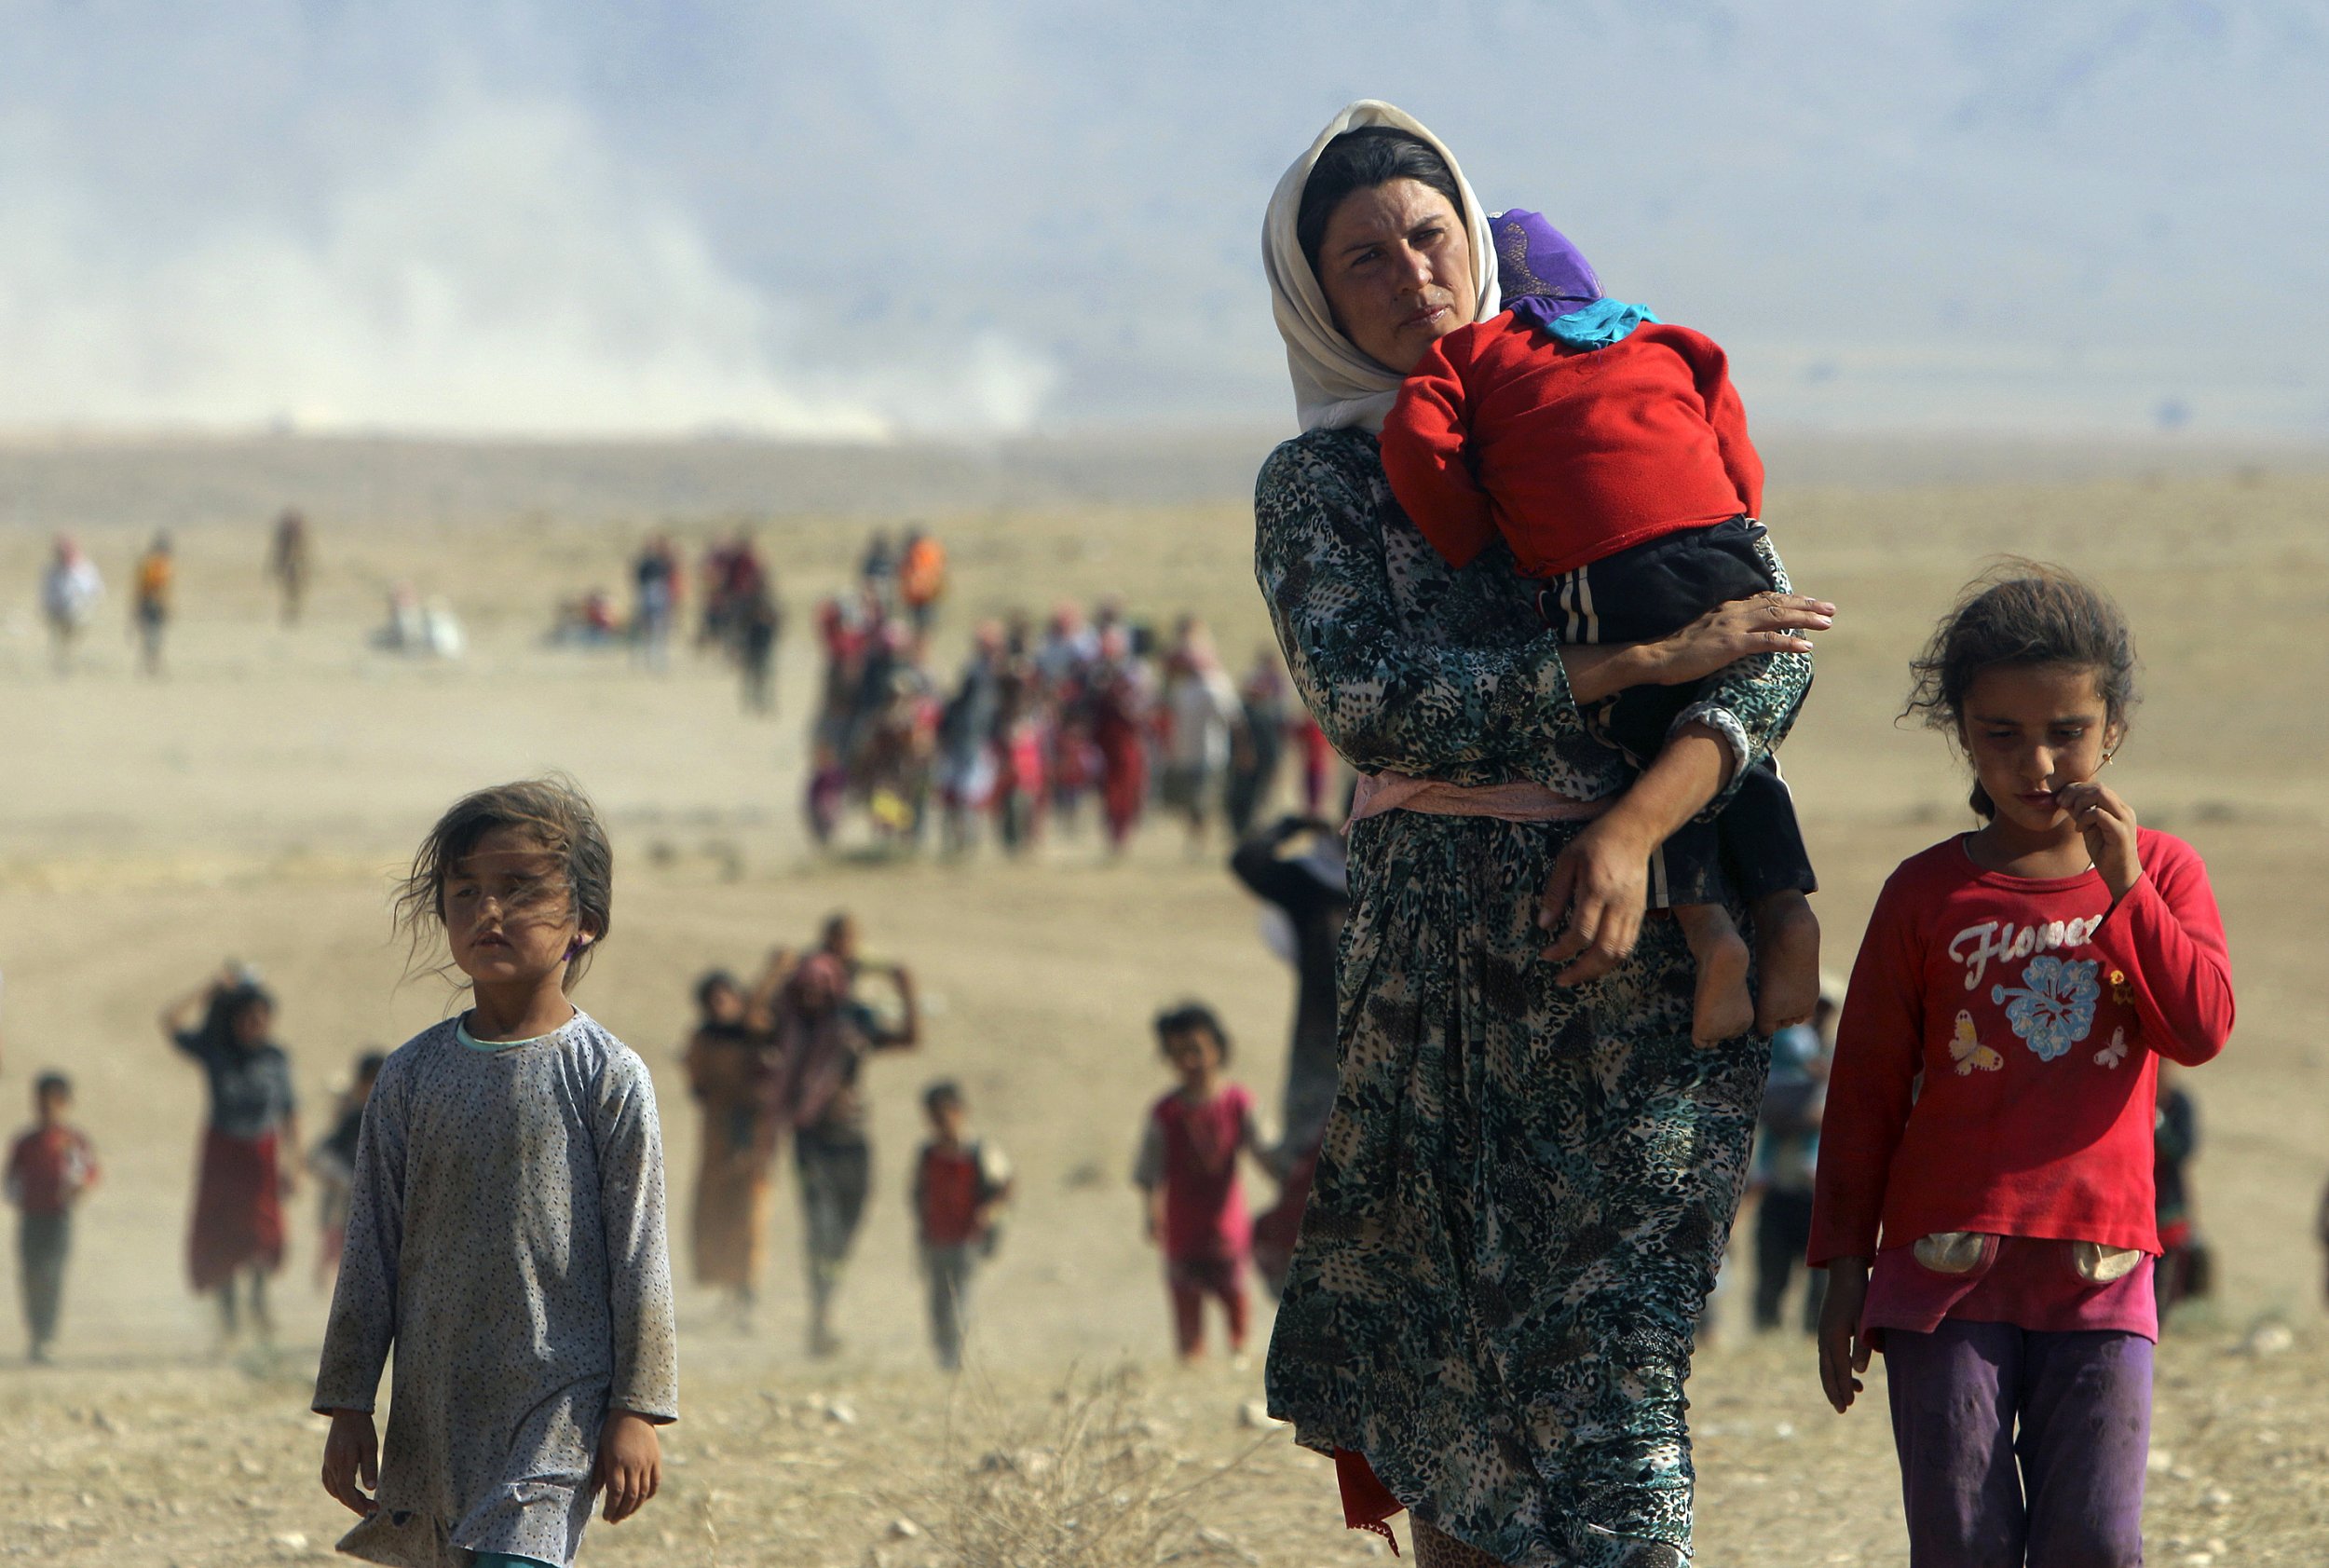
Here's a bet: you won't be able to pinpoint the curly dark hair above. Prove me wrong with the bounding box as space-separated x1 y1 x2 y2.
1903 560 2140 819
394 774 613 989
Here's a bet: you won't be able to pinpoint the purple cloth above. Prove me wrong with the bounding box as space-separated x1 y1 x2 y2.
1490 208 1600 335
1886 1321 2150 1568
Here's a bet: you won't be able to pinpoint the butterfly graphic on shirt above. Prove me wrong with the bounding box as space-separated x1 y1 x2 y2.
1950 1010 2005 1075
2094 1027 2130 1070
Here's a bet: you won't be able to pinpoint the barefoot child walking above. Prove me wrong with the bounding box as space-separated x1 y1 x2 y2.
316 778 677 1567
1809 567 2234 1567
1135 1003 1272 1364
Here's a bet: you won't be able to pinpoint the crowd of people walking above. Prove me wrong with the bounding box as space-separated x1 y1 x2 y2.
804 568 1335 857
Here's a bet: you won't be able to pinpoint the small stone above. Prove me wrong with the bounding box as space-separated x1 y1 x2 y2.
2243 1322 2294 1357
824 1398 859 1426
888 1518 921 1539
2200 1486 2233 1510
1238 1400 1286 1430
2145 1447 2173 1474
2179 1555 2213 1568
272 1533 309 1556
1774 1421 1796 1439
238 1456 265 1476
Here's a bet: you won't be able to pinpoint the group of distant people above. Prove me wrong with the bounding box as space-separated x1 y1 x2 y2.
675 912 950 1361
31 511 311 677
805 566 1336 859
550 528 788 710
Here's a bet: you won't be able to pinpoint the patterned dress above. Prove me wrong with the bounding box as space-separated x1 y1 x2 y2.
1255 427 1810 1566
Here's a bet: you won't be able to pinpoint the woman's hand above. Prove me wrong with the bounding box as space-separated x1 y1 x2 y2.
2056 780 2142 901
1536 814 1655 985
320 1409 379 1517
1535 724 1735 984
1644 592 1833 689
592 1411 662 1523
1818 1260 1873 1414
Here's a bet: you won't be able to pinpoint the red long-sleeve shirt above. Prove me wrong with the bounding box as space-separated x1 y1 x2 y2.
1809 830 2234 1265
1381 313 1764 579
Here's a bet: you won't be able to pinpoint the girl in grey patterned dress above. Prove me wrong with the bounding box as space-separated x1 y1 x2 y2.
315 779 678 1568
1257 102 1834 1567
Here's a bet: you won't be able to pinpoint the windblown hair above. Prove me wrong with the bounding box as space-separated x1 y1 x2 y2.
1153 1001 1233 1064
1296 126 1464 280
394 774 613 989
1903 561 2140 819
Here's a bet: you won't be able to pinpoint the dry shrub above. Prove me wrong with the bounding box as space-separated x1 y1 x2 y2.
915 1365 1255 1568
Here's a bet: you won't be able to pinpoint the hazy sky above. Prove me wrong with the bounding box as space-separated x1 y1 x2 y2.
3 2 2322 438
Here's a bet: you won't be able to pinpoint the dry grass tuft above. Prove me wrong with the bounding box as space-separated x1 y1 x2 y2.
905 1365 1260 1568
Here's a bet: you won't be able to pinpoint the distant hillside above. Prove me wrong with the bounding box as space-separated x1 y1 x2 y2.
2 429 2322 537
2 3 2322 437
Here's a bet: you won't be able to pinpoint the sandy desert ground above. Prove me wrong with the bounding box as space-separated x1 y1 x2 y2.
2 434 2326 1564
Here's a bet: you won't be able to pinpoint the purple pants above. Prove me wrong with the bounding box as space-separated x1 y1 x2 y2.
1886 1321 2151 1567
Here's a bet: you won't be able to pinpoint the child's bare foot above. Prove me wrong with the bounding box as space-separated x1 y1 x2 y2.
1752 891 1822 1035
1676 903 1755 1047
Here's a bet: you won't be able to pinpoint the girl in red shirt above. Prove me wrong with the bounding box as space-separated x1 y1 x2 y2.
1135 1002 1272 1364
1810 566 2233 1568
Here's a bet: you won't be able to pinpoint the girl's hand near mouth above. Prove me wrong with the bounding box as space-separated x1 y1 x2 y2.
2056 779 2142 900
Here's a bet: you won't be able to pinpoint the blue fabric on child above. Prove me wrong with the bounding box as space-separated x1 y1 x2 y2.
1545 297 1659 349
471 1554 557 1568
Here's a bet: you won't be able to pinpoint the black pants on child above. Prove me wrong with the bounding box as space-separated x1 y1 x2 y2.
1538 517 1816 907
1752 1190 1825 1332
19 1211 70 1352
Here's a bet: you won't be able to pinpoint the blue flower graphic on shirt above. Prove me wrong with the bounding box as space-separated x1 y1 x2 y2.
1989 956 2100 1062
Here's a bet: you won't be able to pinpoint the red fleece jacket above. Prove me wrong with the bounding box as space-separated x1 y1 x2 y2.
1381 312 1763 579
1809 830 2234 1264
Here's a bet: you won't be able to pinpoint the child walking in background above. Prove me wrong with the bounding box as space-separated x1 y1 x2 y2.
1810 566 2234 1567
316 778 676 1568
1380 208 1822 1044
307 1050 385 1290
162 964 299 1348
1135 1003 1271 1364
7 1072 99 1363
911 1080 1014 1371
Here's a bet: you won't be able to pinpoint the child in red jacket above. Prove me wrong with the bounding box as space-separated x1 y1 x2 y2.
1381 209 1818 1046
1809 566 2233 1567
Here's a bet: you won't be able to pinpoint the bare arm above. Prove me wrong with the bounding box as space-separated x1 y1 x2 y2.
1537 724 1734 984
742 947 794 1034
160 976 224 1041
875 967 920 1050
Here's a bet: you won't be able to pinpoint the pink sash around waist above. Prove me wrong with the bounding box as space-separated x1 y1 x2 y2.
1347 771 1610 825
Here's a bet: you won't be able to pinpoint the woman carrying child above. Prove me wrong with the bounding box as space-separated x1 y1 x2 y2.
163 965 300 1348
1255 102 1832 1566
1810 567 2233 1567
315 778 677 1568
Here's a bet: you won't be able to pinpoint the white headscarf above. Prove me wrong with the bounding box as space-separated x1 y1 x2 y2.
1262 100 1502 434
